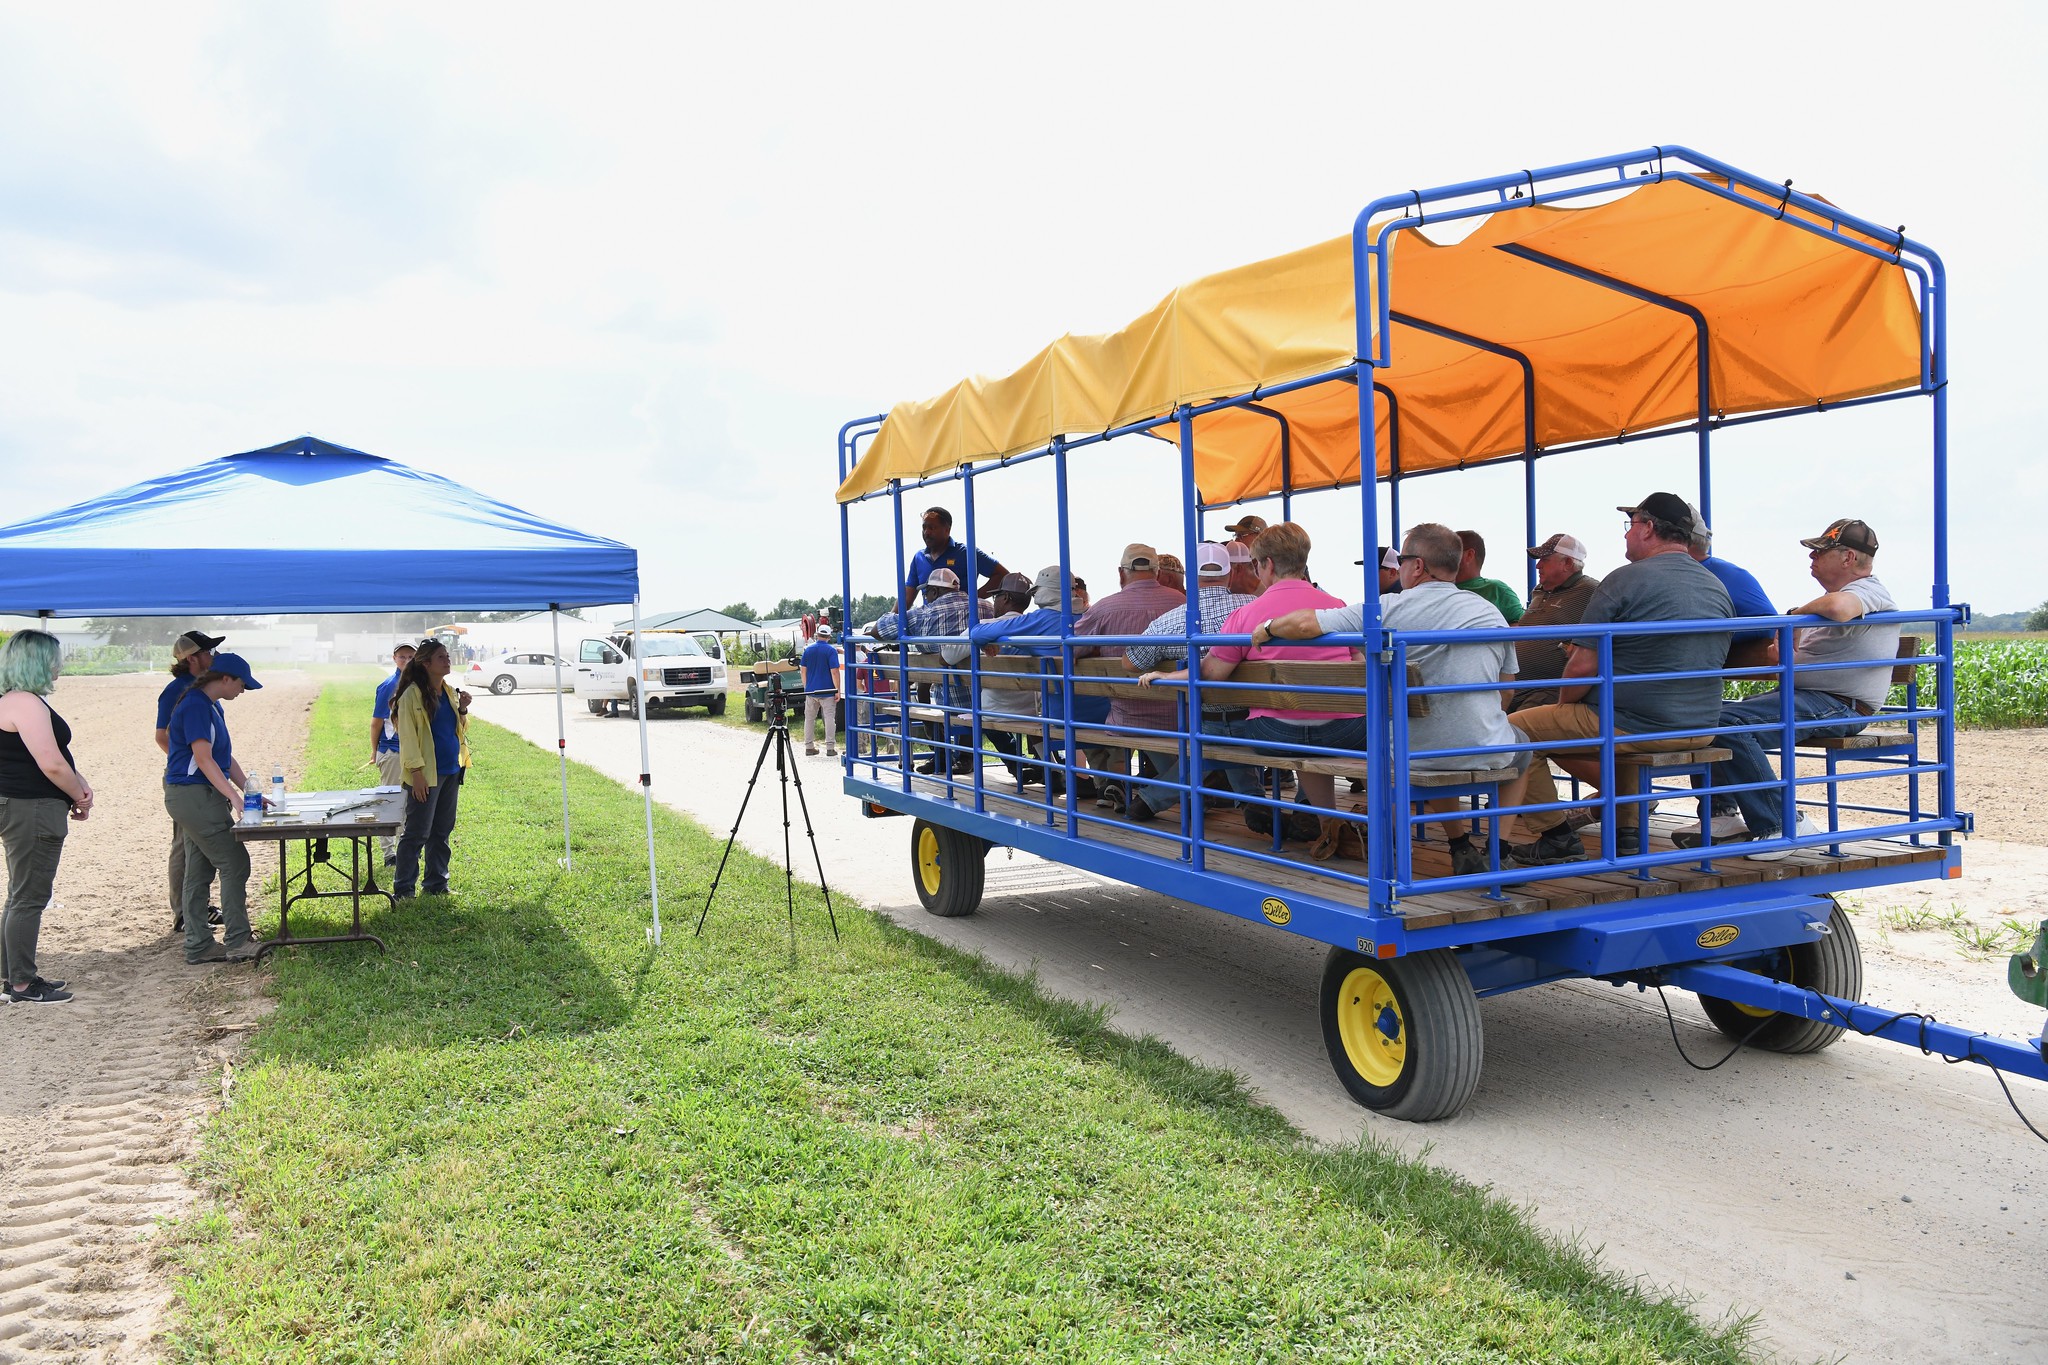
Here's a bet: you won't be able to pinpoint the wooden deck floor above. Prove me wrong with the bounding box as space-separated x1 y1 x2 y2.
889 766 1946 931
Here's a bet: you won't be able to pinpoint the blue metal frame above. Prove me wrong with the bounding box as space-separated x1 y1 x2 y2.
833 147 2024 1090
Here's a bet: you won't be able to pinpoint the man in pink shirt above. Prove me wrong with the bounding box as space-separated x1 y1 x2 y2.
1140 523 1361 842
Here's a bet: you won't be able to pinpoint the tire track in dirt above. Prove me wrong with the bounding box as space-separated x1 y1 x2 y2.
0 671 316 1363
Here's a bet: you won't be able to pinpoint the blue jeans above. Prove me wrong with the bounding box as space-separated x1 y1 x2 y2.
1712 689 1866 836
1136 713 1266 814
1245 714 1370 760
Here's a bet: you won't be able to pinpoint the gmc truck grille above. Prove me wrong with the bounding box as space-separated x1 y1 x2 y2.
663 667 712 686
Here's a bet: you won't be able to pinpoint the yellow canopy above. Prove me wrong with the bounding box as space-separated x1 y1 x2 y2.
837 177 1922 505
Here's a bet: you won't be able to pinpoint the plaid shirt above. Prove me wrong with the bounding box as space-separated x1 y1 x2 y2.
870 590 973 705
1125 584 1258 690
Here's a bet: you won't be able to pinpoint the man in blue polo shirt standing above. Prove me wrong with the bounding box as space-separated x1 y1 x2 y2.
901 507 1007 610
368 641 416 865
153 629 223 933
799 623 842 757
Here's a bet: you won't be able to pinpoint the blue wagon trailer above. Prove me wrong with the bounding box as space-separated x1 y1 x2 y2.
830 146 2048 1122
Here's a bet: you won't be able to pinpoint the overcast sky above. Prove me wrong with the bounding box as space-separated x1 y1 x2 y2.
2 2 2040 622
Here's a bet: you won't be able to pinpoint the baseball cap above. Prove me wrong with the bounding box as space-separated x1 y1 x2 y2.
1119 542 1157 571
173 631 225 661
997 571 1033 596
1799 517 1880 556
923 567 961 591
1223 514 1268 537
210 652 262 689
1157 552 1183 574
1527 533 1591 562
1682 500 1712 542
1355 547 1402 571
1194 542 1231 578
1224 540 1253 564
1031 565 1068 607
1616 492 1694 529
815 622 833 637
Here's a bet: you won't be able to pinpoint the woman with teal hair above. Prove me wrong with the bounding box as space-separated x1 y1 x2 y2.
0 630 93 1004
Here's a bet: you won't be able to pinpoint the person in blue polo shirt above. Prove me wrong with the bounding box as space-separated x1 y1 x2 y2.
153 630 223 934
162 652 263 964
368 641 416 865
900 507 1007 610
798 623 842 756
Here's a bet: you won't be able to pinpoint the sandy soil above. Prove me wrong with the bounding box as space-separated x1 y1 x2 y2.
476 694 2048 1365
0 671 316 1364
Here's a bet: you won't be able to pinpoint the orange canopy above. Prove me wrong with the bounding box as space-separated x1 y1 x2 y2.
837 177 1922 505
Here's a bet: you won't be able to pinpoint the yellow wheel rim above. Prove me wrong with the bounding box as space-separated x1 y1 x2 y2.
917 827 943 897
1730 952 1795 1019
1335 966 1407 1089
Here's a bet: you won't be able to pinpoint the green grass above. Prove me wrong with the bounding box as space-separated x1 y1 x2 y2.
166 682 1755 1363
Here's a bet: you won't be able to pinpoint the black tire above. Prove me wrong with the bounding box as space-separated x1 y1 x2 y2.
1320 946 1483 1121
586 699 608 717
1696 898 1862 1054
910 818 987 918
625 681 642 718
490 674 516 696
708 693 727 716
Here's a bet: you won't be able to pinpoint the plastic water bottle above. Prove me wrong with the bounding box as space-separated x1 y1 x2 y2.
271 763 286 811
242 779 263 825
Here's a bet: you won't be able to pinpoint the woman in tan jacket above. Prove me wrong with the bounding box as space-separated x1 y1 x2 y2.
392 639 471 898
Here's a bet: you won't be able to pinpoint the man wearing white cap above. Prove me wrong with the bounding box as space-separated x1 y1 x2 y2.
865 567 975 772
796 622 841 757
1122 543 1262 820
1510 533 1601 715
1354 547 1403 596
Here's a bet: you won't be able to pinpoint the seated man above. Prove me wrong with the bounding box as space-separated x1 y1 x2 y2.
1072 542 1185 810
1122 542 1260 820
864 567 974 774
1138 523 1359 845
1681 518 1900 858
1511 533 1600 714
1502 492 1732 866
1456 530 1524 623
971 566 1094 794
975 572 1039 779
1262 523 1525 875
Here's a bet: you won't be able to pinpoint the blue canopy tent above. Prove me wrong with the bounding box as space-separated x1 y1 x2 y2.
0 437 667 941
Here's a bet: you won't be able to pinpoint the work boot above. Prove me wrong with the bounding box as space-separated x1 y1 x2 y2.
1506 822 1588 867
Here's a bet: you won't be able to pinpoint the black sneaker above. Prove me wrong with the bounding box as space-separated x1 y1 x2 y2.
1244 804 1275 836
32 975 67 992
1283 811 1323 843
1507 823 1588 867
1126 795 1158 823
1448 839 1488 877
5 979 72 1003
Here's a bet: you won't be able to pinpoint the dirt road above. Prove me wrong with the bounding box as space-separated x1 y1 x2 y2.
0 672 316 1364
479 693 2048 1365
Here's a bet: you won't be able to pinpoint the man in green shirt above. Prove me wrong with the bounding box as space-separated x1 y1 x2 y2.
1456 529 1524 622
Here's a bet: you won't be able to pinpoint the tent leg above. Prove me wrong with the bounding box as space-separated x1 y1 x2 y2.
632 595 661 944
550 606 572 871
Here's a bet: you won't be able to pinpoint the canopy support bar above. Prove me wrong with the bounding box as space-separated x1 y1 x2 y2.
1388 311 1538 594
1375 382 1403 541
549 606 572 871
1494 243 1714 531
1242 402 1294 522
631 594 661 944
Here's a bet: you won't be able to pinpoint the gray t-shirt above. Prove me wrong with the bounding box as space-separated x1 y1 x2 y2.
1572 552 1733 734
1794 574 1900 708
1318 582 1522 771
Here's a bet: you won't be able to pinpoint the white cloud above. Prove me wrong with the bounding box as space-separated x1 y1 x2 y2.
0 0 2040 618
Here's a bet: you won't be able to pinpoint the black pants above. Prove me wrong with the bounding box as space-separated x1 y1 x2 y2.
395 769 463 896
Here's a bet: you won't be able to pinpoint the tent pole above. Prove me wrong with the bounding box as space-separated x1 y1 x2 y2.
632 594 661 944
549 606 572 871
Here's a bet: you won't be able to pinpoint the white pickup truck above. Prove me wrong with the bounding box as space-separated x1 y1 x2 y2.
573 631 730 717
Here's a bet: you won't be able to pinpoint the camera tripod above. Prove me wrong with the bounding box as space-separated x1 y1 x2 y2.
696 684 840 953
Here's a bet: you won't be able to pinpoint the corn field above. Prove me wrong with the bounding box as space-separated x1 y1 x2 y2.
1726 636 2048 729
